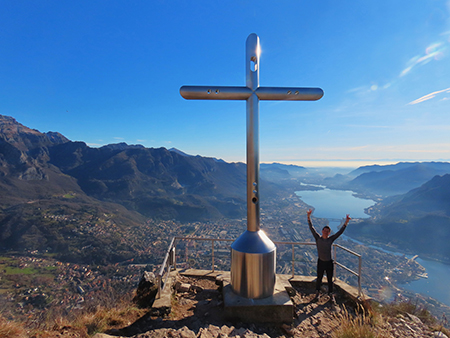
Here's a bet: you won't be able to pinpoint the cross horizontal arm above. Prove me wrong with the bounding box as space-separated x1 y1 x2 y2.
256 87 323 101
180 85 252 100
180 85 324 101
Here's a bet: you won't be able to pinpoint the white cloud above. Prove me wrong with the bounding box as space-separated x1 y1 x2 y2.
400 41 447 77
349 32 450 99
345 124 392 129
408 87 450 104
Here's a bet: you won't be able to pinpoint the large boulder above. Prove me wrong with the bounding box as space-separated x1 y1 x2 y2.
133 271 158 308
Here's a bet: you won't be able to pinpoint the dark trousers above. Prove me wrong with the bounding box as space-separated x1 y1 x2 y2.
316 259 334 294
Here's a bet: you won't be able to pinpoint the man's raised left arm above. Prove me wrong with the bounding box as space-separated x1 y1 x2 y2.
332 214 351 239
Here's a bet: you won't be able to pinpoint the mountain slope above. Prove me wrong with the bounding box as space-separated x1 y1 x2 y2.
347 174 450 263
0 114 251 221
0 115 81 205
0 114 284 263
47 141 248 220
324 162 450 197
348 162 450 177
0 115 157 263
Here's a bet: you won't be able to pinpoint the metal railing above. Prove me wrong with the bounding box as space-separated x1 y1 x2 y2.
156 237 176 298
333 243 362 297
156 236 362 298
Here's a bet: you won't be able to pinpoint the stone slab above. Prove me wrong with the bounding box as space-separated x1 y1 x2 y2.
286 275 371 302
179 268 229 280
150 269 177 316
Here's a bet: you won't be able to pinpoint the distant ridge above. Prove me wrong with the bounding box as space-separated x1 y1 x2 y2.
260 162 307 181
101 142 145 151
263 162 306 169
168 147 192 157
323 161 450 197
347 173 450 263
349 161 450 177
169 147 226 163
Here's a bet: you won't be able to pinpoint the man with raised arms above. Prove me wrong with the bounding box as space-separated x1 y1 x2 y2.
307 209 351 302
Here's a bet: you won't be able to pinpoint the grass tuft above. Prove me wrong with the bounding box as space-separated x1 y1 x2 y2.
73 304 145 335
376 299 436 325
0 314 27 338
332 305 390 338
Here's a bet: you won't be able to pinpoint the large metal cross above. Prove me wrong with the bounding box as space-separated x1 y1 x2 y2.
180 33 323 299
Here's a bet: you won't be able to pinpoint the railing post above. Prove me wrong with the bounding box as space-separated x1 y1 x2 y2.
333 244 337 282
169 247 175 269
157 274 162 299
291 244 295 278
358 256 362 297
212 240 215 272
174 239 177 269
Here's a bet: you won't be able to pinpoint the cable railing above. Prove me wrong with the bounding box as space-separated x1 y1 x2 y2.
156 236 362 298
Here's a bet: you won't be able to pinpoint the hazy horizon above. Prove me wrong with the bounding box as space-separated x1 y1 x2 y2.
268 159 450 168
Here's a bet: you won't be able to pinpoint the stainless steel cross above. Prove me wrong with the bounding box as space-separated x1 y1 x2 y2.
180 33 323 299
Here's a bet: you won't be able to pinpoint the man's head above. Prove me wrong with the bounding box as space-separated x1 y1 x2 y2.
322 226 331 238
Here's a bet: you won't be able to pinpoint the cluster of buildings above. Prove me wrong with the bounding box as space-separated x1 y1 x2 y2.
1 191 441 321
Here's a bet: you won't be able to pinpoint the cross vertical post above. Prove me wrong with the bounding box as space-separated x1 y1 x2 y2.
246 33 260 232
180 33 323 299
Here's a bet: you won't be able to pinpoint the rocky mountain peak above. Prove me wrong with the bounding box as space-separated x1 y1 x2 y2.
45 131 70 144
0 114 69 151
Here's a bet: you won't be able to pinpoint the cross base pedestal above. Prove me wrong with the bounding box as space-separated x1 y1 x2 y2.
230 230 276 299
223 274 294 323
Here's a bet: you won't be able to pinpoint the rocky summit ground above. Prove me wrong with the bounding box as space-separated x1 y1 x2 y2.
94 275 443 338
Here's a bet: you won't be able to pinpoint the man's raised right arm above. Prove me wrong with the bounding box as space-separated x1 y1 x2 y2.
307 209 320 240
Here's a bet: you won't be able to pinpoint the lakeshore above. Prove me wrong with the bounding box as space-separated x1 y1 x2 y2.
295 187 450 308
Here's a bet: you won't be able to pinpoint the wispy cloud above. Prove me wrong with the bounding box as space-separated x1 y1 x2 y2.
400 43 446 77
408 87 450 104
400 33 449 77
345 124 392 129
346 83 386 96
349 32 450 98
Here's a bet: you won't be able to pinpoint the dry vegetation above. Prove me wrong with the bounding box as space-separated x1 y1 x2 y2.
1 275 449 338
332 305 389 338
0 289 147 338
332 300 449 338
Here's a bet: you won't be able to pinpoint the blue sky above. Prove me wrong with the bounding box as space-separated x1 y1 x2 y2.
1 1 450 167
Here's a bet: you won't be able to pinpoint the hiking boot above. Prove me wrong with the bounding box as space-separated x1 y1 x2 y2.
329 293 336 305
312 290 320 302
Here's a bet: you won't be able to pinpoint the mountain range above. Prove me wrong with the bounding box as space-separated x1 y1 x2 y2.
1 114 450 264
257 159 450 262
347 173 450 263
0 115 283 262
0 115 255 221
322 162 450 197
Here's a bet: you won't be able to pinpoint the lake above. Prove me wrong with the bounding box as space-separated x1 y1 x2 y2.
296 186 374 219
295 187 450 307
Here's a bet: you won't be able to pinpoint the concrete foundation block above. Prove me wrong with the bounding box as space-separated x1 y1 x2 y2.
223 275 293 323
